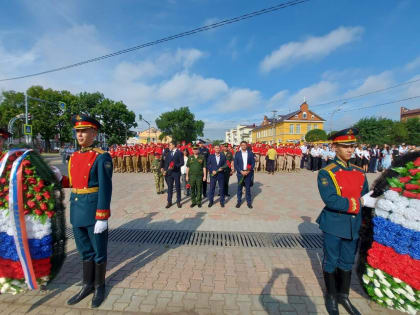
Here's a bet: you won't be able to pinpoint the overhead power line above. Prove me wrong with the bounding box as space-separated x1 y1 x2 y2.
321 95 420 115
0 0 309 82
311 77 420 108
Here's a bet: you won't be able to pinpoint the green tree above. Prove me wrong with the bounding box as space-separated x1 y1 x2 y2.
0 91 25 141
404 118 420 145
155 107 204 143
354 117 394 145
390 121 408 144
305 129 327 142
212 139 224 145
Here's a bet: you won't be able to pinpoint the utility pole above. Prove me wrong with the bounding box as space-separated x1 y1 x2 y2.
25 93 29 144
139 114 151 143
271 110 277 144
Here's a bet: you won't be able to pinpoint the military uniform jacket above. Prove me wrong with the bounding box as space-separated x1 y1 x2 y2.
186 154 206 176
316 157 369 240
151 158 162 174
61 148 113 227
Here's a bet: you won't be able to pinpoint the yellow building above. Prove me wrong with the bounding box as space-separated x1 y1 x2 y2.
126 127 172 144
251 102 325 144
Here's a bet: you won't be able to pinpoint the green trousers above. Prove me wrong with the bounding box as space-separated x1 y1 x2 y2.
154 173 164 193
190 175 203 205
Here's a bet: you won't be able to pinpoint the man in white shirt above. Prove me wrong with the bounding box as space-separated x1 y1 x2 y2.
234 141 255 209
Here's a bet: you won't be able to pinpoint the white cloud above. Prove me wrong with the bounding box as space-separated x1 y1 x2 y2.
287 81 338 107
405 56 420 71
216 88 262 113
260 26 364 73
403 75 420 98
343 71 394 98
268 90 288 108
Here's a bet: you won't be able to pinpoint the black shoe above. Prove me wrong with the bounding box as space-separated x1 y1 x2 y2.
226 194 231 197
220 203 224 208
323 271 339 315
67 261 94 305
208 202 213 208
165 203 172 208
91 262 107 308
203 194 207 198
190 203 196 208
177 202 182 208
247 203 253 209
235 203 241 208
336 269 361 315
198 204 202 208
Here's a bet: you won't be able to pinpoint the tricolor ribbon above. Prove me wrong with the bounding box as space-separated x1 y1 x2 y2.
7 149 38 289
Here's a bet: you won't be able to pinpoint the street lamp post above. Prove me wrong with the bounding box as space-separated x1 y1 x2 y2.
138 114 151 143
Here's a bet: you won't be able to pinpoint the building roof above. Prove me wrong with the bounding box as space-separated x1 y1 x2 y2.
401 107 420 116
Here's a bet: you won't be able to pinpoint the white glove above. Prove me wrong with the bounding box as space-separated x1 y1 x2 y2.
94 220 108 234
50 166 62 182
361 191 377 208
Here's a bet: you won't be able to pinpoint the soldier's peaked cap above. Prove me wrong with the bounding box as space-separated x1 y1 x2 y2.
71 114 102 130
329 127 358 145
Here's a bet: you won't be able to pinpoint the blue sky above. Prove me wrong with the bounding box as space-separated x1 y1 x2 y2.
0 0 419 139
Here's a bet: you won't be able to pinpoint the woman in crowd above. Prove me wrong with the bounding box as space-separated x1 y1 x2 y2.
381 144 392 170
180 148 190 196
362 146 370 172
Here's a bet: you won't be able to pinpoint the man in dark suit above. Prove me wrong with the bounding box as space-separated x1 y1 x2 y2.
234 141 255 209
198 140 210 197
161 141 184 208
207 145 227 207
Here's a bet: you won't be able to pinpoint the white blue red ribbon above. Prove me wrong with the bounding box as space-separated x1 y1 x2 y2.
8 149 38 289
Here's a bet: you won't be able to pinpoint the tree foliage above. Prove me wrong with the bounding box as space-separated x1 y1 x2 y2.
305 129 328 142
155 107 204 143
0 86 137 149
354 117 419 145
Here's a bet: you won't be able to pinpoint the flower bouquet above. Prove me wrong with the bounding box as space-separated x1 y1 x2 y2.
358 153 420 314
238 164 252 186
0 149 65 294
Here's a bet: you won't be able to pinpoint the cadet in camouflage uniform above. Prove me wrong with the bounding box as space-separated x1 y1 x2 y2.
151 152 164 194
222 144 233 196
186 145 206 208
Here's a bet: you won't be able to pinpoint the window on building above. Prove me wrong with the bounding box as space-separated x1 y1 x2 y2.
314 124 318 129
311 115 314 119
296 124 301 134
289 124 294 134
302 112 307 119
307 124 311 131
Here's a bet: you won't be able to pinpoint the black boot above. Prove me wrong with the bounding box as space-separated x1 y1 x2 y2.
91 262 107 308
323 271 339 315
67 261 94 305
336 269 361 315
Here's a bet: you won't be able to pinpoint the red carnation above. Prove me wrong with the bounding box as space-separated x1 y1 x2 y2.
26 192 34 199
33 186 42 192
414 157 420 167
40 203 48 211
36 195 43 201
24 210 31 215
247 164 252 171
8 155 16 162
42 191 51 200
22 159 31 167
5 195 8 202
24 169 33 175
399 176 411 183
0 201 3 206
45 211 54 218
27 200 36 209
405 183 420 190
186 183 191 189
3 186 8 193
0 178 6 184
34 209 43 216
409 169 420 176
6 164 12 170
23 184 28 191
37 180 45 189
227 161 232 168
390 187 403 193
27 178 37 185
0 192 3 197
402 190 417 199
169 161 175 169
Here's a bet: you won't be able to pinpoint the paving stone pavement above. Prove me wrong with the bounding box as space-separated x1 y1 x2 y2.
0 155 399 314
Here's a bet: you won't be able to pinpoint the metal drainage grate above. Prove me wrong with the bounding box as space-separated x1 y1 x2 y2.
66 228 322 249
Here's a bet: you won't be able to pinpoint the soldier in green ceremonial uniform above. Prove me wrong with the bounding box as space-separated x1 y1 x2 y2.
186 145 206 208
222 144 233 196
151 151 164 194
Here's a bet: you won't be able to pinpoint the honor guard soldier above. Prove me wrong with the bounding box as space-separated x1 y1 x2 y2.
0 128 11 157
186 145 206 208
52 115 113 308
198 140 209 197
317 128 377 315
